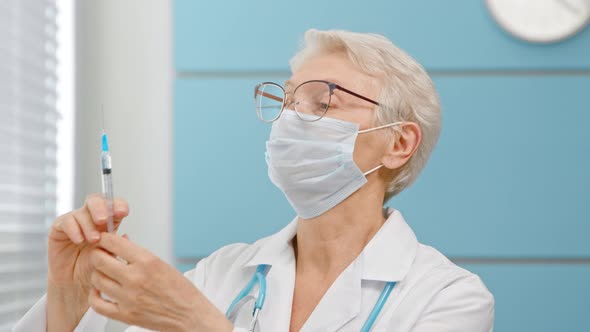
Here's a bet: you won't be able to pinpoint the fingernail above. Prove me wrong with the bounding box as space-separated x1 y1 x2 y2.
90 232 100 241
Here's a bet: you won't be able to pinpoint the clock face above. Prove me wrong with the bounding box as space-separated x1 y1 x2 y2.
486 0 590 43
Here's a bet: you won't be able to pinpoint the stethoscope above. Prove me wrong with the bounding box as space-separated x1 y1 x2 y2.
225 264 396 332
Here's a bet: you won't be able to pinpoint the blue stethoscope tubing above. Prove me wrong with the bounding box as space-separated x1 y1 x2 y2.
225 264 269 331
225 264 396 332
360 280 395 332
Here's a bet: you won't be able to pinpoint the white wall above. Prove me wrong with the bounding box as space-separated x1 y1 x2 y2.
74 3 173 329
75 1 174 329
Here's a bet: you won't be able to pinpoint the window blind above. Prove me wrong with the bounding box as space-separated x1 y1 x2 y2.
0 0 58 330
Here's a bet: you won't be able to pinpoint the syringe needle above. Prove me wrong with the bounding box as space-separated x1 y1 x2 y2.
101 104 105 131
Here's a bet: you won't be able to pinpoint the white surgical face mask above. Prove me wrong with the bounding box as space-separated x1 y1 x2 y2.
265 110 402 219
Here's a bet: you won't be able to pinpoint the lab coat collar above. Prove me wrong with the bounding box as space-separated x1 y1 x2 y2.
243 215 299 268
244 207 417 282
359 207 418 282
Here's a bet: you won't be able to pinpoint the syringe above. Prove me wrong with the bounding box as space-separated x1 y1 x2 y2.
100 130 117 303
101 131 115 233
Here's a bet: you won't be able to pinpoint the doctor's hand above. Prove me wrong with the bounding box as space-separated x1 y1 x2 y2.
46 193 129 332
88 232 234 332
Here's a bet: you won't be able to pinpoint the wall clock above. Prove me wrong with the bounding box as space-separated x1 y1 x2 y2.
486 0 590 43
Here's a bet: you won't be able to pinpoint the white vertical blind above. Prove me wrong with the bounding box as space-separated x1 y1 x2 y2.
0 0 58 330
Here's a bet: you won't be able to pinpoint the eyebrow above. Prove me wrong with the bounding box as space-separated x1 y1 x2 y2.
322 78 345 86
284 78 346 89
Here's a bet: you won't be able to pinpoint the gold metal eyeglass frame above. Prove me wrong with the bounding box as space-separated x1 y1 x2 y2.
254 80 384 123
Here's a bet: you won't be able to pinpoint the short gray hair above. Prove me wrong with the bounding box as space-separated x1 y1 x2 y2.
290 29 442 202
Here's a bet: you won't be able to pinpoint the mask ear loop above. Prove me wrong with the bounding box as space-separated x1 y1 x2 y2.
359 121 404 176
358 121 404 134
363 164 384 176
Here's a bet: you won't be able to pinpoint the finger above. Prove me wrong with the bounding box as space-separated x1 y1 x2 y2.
73 208 100 243
90 269 124 301
88 287 120 320
97 232 145 263
90 248 129 282
85 193 109 226
55 214 84 244
112 197 130 224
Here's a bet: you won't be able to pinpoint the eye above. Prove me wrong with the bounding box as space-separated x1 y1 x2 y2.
318 92 332 110
324 93 341 110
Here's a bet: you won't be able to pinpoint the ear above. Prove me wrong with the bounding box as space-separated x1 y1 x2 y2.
382 122 422 170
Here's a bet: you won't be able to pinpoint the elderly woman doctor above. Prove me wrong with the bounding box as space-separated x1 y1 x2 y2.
15 29 494 332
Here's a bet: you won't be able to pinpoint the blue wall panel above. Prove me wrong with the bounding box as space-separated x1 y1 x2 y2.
174 0 590 72
393 75 590 258
174 77 292 258
176 263 197 274
461 264 590 331
174 76 590 258
174 0 590 329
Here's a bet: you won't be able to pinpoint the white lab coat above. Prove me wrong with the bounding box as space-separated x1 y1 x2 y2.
14 208 494 331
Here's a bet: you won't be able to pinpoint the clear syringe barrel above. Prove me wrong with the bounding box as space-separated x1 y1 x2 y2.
101 151 115 233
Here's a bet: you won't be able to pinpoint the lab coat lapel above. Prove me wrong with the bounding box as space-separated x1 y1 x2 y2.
256 258 297 332
300 208 416 331
240 208 417 331
243 217 299 332
300 258 362 332
360 208 417 282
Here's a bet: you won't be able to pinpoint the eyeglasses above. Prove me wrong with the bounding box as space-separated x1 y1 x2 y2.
254 80 383 122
